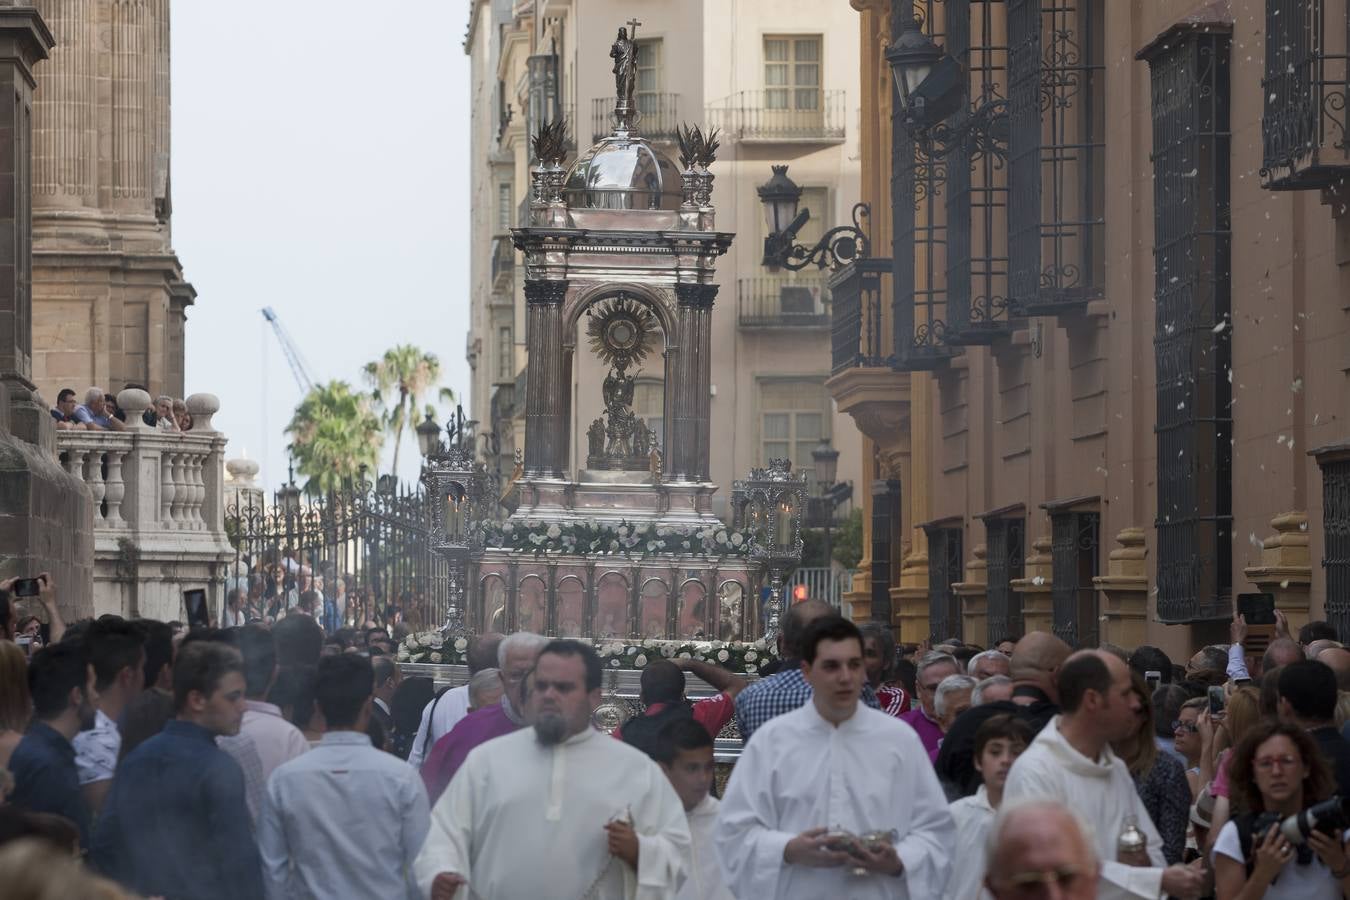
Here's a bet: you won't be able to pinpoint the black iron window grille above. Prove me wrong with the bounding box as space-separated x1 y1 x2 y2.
830 258 892 374
894 1 957 371
1048 508 1099 648
925 523 965 643
984 515 1026 645
1007 0 1106 318
1143 28 1234 624
944 0 1012 345
1261 0 1350 190
1319 454 1350 638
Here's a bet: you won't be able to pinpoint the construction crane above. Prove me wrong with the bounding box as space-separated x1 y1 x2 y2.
260 307 315 394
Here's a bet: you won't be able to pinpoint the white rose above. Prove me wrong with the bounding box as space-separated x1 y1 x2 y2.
717 531 729 544
609 658 620 668
745 650 758 661
502 522 514 532
628 647 638 655
712 640 725 650
661 644 674 657
731 533 744 547
396 649 410 662
406 635 421 650
454 638 468 652
678 651 692 659
429 652 443 663
759 659 770 669
634 654 648 668
618 526 629 537
717 650 730 662
547 524 562 539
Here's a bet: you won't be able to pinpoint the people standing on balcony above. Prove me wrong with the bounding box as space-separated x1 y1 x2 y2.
49 388 86 430
172 397 193 431
73 388 125 432
154 395 179 431
716 615 955 899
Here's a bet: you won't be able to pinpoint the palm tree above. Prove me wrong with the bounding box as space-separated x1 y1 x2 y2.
363 345 449 476
286 380 383 495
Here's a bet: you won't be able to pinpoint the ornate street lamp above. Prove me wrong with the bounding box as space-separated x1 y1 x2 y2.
420 432 490 636
758 165 871 272
885 5 964 131
737 458 807 643
416 412 443 459
276 456 302 517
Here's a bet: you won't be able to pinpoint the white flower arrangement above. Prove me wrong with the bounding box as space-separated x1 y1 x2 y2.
477 519 754 560
399 634 779 671
634 654 648 668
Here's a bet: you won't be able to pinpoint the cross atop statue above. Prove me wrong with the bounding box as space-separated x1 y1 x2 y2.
610 19 643 129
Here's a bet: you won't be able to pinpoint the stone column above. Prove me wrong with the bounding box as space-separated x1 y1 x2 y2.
1094 527 1150 649
32 0 96 208
954 545 989 646
1011 535 1055 635
1242 511 1313 631
522 279 568 478
110 0 153 212
670 283 716 481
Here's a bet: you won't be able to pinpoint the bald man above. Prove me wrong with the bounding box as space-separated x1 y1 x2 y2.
936 632 1071 797
984 801 1099 900
1004 651 1206 900
1317 647 1350 691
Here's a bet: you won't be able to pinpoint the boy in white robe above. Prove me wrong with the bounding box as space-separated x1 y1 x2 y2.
715 614 955 899
948 713 1033 900
650 717 734 900
414 639 690 900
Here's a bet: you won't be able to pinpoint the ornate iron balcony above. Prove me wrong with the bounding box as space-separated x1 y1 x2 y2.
1260 0 1350 190
490 236 514 290
828 258 890 374
706 90 846 142
737 275 830 329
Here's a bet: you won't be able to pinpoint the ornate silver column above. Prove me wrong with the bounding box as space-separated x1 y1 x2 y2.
669 282 716 481
523 279 569 477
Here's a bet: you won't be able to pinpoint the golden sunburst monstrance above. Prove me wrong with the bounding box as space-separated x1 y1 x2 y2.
585 294 658 372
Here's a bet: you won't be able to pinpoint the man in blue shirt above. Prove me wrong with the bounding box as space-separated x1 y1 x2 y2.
93 640 263 900
72 387 124 431
259 653 430 899
8 641 98 849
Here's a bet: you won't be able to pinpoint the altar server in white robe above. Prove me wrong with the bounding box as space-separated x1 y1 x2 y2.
1002 650 1207 900
715 614 955 899
414 639 690 900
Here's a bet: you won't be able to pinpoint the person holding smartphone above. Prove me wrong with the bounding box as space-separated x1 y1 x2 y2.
0 573 64 648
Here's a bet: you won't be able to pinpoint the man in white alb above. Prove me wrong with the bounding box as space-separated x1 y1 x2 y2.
406 632 504 768
715 614 955 899
414 639 690 899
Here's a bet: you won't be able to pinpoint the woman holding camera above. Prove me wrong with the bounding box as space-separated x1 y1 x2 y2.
1213 721 1350 900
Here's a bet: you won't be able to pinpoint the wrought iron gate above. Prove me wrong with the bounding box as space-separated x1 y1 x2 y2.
225 481 449 630
925 524 965 644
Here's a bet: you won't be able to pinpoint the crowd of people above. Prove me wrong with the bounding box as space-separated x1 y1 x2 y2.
50 385 195 433
2 575 1350 899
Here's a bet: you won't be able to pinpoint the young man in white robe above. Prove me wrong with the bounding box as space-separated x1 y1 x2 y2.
947 713 1033 900
715 614 955 899
650 717 734 900
414 639 690 900
1002 649 1207 900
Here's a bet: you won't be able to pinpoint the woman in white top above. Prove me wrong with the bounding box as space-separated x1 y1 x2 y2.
1212 720 1350 900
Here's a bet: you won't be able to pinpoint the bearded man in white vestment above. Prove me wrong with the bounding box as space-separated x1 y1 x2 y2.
414 639 690 900
715 615 955 899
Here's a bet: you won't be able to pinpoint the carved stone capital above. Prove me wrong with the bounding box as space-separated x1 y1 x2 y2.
524 279 569 306
674 283 718 309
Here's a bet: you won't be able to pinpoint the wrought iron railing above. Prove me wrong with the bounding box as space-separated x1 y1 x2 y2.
1146 29 1234 623
491 236 514 288
592 93 680 142
893 120 957 371
984 516 1026 646
1006 0 1106 318
925 524 965 644
1049 509 1100 648
786 566 857 608
829 258 890 374
1319 455 1350 637
706 90 846 141
943 0 1013 345
1261 0 1350 189
736 275 830 328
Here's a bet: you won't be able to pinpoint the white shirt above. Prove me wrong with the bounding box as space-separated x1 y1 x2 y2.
221 608 246 628
73 709 120 785
1211 819 1344 900
407 684 471 768
714 702 955 899
678 795 734 900
414 725 690 899
218 700 311 823
948 786 996 900
1003 715 1166 900
259 731 430 900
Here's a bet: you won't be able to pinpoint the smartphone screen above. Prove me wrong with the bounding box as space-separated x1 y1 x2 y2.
11 578 40 598
1145 671 1161 692
1208 685 1226 717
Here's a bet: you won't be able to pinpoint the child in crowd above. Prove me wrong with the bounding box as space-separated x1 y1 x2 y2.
950 713 1034 900
651 718 733 900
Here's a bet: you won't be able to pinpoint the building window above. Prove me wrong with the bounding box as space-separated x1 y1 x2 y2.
1320 456 1350 637
944 0 1012 343
1007 0 1105 317
496 326 513 382
764 36 820 111
632 377 664 447
1144 28 1233 624
636 39 662 117
759 379 828 474
924 525 964 644
497 183 513 232
1049 509 1099 648
984 516 1025 645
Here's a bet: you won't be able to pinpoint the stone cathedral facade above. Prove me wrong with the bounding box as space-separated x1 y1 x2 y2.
28 0 192 406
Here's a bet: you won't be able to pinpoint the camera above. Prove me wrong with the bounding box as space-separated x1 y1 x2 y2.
1279 795 1350 845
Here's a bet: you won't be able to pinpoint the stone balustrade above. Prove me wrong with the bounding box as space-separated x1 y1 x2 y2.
54 389 234 621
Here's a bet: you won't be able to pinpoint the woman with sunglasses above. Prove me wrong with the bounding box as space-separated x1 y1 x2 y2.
1213 721 1350 900
1174 696 1207 798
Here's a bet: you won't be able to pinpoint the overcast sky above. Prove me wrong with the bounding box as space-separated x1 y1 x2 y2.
175 2 472 492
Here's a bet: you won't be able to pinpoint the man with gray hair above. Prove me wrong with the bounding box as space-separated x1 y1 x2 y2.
902 651 962 761
968 649 1010 681
73 386 124 431
971 674 1013 707
419 631 549 804
935 674 978 733
984 801 1100 900
407 632 505 767
466 668 503 713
